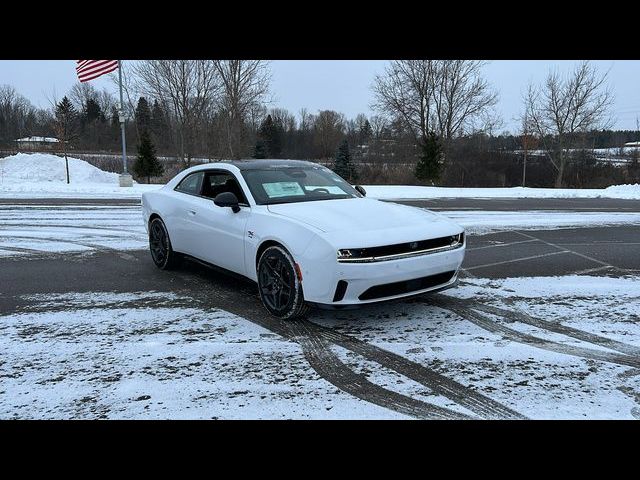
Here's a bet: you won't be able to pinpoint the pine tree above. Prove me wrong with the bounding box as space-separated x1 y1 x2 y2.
85 99 102 123
53 96 78 184
359 119 372 144
135 97 152 133
333 140 358 182
257 114 282 158
253 140 268 159
133 130 164 184
415 132 443 183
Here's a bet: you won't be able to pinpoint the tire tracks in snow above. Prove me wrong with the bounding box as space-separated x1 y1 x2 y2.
0 235 139 260
286 320 471 419
425 295 640 369
468 299 640 357
181 273 525 420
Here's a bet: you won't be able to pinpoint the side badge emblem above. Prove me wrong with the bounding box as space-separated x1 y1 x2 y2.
247 230 255 239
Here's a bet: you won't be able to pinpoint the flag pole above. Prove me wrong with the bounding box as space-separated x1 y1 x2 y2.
117 60 132 187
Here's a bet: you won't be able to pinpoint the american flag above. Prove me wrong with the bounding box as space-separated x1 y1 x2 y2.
76 60 119 82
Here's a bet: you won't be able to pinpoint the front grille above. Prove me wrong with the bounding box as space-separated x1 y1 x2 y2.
338 233 464 263
358 270 456 301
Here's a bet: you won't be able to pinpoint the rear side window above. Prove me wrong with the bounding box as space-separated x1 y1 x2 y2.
175 172 204 195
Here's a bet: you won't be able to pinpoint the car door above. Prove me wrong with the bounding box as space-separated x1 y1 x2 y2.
170 171 205 255
187 170 251 276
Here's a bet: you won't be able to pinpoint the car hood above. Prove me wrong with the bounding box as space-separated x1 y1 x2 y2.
267 198 462 242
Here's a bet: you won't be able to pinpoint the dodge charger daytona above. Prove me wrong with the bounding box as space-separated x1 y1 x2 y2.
142 160 465 319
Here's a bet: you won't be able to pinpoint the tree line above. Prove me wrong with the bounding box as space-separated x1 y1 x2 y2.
0 60 638 187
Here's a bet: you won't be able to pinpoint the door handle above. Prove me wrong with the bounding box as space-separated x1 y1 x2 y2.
188 210 197 216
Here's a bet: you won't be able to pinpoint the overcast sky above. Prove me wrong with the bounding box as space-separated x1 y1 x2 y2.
1 60 638 133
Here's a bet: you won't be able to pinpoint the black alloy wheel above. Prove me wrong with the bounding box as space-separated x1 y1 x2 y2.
257 246 309 319
149 217 179 269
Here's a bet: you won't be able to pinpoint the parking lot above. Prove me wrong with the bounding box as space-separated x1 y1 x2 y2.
1 197 639 419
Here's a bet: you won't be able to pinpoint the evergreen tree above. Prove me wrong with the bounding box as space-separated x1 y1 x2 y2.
133 130 164 184
135 97 152 133
151 100 164 132
333 140 357 182
85 99 102 123
359 119 372 144
253 140 268 159
257 114 282 158
53 96 79 184
415 132 443 183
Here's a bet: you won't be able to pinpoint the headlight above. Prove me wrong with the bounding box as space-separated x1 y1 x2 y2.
451 232 465 246
337 249 354 260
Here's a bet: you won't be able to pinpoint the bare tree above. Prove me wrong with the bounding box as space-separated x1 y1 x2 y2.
313 110 346 159
212 60 271 158
133 60 220 166
0 85 36 145
369 115 389 139
372 60 498 148
68 83 98 113
523 61 614 187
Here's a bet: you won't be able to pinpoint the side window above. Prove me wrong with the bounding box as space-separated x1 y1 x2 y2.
202 171 248 204
175 172 204 195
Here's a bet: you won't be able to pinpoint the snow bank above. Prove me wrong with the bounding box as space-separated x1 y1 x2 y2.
0 152 120 184
0 153 161 199
364 184 640 200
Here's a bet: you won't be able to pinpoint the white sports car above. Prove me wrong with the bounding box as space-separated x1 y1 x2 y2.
142 160 465 319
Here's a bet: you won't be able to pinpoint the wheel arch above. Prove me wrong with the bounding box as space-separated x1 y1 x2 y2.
255 239 287 269
148 212 162 225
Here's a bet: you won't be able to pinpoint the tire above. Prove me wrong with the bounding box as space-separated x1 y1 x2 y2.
149 217 180 270
257 245 309 320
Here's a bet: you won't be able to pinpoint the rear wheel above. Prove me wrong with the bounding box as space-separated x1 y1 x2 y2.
257 245 309 320
149 217 180 270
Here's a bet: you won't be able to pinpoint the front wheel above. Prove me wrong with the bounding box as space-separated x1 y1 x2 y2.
149 217 180 270
257 246 309 320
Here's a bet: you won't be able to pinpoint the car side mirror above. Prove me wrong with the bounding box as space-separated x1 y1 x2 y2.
355 185 366 197
214 192 240 213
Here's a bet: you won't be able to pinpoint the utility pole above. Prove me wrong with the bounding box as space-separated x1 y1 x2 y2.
118 60 133 187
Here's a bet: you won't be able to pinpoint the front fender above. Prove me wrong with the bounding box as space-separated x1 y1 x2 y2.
244 211 321 282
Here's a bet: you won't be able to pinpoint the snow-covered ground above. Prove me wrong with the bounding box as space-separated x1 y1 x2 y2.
0 291 395 419
2 152 640 200
2 153 639 419
442 210 640 235
0 205 147 256
310 275 640 420
0 153 159 199
2 203 640 257
364 184 640 200
1 276 639 419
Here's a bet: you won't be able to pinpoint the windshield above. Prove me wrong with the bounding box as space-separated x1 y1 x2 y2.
240 165 361 205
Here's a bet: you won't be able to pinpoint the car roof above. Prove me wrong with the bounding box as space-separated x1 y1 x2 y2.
223 159 321 171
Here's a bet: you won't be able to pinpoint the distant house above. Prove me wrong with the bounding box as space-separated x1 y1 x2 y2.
624 141 640 148
15 136 62 152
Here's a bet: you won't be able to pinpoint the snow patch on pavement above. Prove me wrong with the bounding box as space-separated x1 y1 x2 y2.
310 274 640 419
0 205 147 256
0 291 401 419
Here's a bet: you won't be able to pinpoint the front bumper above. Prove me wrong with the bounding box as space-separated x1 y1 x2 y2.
301 241 466 305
